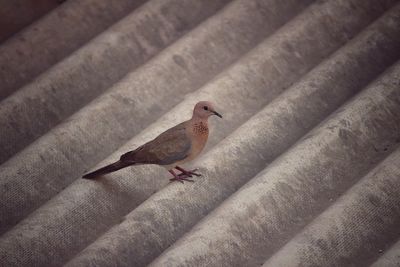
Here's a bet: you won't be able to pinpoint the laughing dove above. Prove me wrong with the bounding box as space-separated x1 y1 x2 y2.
83 101 222 183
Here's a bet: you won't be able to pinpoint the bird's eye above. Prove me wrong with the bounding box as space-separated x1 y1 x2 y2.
203 106 208 110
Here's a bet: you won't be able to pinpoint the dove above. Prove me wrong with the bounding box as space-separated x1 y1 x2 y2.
82 101 222 183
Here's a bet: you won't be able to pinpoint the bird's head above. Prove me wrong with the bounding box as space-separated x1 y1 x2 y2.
193 101 222 120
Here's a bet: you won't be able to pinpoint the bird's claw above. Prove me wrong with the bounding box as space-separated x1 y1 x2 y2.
169 167 201 183
178 168 201 177
169 175 194 183
186 168 201 177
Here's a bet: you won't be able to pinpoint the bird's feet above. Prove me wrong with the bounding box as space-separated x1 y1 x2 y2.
168 169 195 183
175 166 202 177
168 167 202 183
169 175 194 183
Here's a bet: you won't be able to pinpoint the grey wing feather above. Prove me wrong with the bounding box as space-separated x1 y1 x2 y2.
121 122 191 165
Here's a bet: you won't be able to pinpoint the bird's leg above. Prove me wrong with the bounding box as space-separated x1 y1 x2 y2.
168 169 194 183
175 166 201 177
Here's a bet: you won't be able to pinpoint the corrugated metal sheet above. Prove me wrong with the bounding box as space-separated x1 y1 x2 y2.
0 0 399 266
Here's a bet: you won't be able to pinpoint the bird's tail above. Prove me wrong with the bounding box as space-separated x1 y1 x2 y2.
82 160 132 179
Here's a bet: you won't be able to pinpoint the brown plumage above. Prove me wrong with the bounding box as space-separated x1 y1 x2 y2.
83 101 222 182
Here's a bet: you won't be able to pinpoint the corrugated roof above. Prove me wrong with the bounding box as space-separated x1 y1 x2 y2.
0 0 399 266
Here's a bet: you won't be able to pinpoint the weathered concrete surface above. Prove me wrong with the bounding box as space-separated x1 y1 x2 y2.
0 0 60 43
0 0 231 165
371 240 400 267
0 0 316 236
67 22 400 267
0 1 328 264
1 0 400 267
264 147 400 267
149 62 400 267
0 0 147 99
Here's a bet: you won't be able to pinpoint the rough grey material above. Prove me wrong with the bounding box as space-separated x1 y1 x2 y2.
149 61 400 267
0 0 314 236
67 20 400 267
371 240 400 267
0 0 60 43
0 0 231 165
1 0 399 266
0 0 147 99
263 147 400 266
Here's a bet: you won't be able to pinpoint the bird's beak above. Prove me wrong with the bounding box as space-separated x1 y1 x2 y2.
212 111 223 118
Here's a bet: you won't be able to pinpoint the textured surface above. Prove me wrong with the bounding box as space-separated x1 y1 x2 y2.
0 0 311 236
150 61 400 267
371 240 400 267
0 0 148 100
0 0 230 164
0 0 60 43
264 147 400 266
0 0 400 266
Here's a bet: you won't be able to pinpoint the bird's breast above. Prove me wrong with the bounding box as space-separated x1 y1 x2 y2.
193 122 209 135
189 122 209 160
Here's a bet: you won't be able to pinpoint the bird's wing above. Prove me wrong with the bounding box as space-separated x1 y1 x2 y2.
120 122 191 165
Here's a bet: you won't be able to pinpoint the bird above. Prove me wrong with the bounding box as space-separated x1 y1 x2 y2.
82 101 222 183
